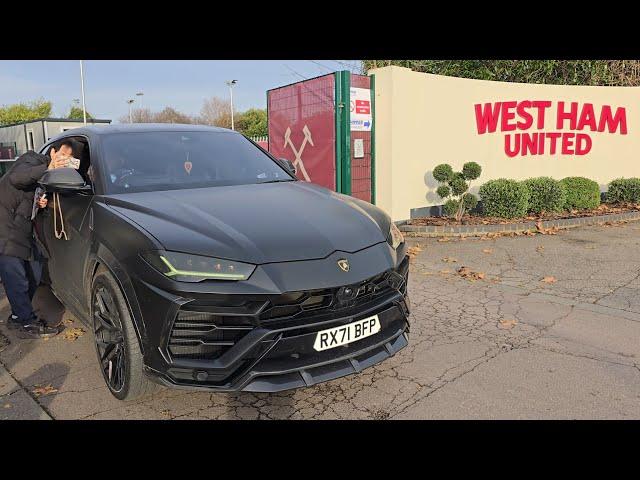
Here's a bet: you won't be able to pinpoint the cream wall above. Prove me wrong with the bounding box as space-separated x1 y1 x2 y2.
370 66 640 221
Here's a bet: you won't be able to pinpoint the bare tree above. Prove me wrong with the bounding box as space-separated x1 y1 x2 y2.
131 108 154 123
199 96 235 129
154 107 194 124
119 106 195 124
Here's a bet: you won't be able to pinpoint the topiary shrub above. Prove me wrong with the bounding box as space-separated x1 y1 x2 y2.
479 179 530 218
432 162 482 220
606 178 640 203
522 177 567 214
560 177 601 210
432 164 454 183
443 199 459 217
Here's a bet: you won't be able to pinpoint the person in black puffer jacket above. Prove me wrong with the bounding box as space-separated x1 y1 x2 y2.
0 140 71 338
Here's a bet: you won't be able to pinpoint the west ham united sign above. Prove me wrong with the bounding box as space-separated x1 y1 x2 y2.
474 101 628 157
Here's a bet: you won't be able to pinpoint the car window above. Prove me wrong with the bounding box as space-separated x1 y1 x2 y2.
100 131 292 194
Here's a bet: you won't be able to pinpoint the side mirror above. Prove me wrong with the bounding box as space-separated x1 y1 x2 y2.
279 158 297 175
38 168 91 193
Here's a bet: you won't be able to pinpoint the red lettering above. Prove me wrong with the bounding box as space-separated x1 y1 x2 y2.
598 106 627 134
531 101 552 129
501 101 517 132
561 133 576 154
576 103 597 131
575 134 592 155
475 103 501 134
537 132 545 154
546 132 561 155
504 134 520 157
521 133 538 156
516 101 533 130
557 102 578 130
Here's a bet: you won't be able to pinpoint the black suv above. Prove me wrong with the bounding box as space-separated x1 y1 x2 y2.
36 124 410 400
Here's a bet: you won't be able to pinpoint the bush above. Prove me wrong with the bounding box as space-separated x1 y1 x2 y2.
449 176 468 196
432 162 483 220
462 162 482 180
479 179 530 218
606 178 640 203
432 164 454 183
522 177 566 214
463 193 478 210
443 199 459 216
436 185 450 198
560 177 601 210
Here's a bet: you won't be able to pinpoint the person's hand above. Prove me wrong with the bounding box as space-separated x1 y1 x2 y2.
37 196 48 209
48 152 69 170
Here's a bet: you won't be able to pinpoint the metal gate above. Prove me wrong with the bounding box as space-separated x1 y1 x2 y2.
267 70 375 204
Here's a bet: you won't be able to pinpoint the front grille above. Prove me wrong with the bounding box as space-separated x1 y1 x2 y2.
167 256 409 361
168 311 253 360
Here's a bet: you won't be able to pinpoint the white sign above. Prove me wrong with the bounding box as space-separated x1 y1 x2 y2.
353 138 364 158
350 87 372 131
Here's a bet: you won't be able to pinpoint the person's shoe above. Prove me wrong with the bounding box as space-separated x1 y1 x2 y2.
6 314 21 329
15 319 61 339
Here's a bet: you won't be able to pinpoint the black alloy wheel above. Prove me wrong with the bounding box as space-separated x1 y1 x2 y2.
93 285 126 394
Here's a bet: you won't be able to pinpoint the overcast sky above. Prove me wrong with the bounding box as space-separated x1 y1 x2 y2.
0 60 361 123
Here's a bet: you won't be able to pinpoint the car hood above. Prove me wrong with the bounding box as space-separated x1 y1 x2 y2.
104 181 390 264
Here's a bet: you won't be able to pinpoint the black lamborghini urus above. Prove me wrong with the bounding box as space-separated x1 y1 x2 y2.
35 124 410 400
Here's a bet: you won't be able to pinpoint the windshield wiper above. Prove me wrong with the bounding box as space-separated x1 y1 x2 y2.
256 179 295 184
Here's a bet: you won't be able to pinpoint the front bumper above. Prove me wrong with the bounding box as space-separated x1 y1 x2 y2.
146 295 409 393
130 244 410 393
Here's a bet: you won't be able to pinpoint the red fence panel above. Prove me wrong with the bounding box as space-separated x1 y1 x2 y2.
268 74 336 190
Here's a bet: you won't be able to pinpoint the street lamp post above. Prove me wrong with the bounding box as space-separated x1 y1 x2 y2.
127 99 135 123
136 92 144 111
226 79 238 130
79 60 87 125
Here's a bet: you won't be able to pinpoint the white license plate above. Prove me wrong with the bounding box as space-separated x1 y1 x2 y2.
313 315 380 352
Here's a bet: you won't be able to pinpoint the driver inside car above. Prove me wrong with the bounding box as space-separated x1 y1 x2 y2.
104 149 135 187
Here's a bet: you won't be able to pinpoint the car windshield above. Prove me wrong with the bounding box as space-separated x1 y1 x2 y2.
100 131 292 194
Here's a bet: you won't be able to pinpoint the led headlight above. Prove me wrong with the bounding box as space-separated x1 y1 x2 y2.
388 222 404 250
142 250 255 282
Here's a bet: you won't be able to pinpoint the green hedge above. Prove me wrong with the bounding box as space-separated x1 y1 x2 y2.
479 179 530 218
560 177 601 210
606 178 640 203
522 177 566 214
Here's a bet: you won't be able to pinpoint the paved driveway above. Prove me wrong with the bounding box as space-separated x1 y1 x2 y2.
1 222 639 419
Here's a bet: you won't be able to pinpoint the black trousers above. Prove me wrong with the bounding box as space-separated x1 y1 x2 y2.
0 252 43 324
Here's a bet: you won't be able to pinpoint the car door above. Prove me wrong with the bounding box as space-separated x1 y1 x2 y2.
38 136 95 312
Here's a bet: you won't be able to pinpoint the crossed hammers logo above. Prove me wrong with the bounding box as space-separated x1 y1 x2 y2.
283 125 313 182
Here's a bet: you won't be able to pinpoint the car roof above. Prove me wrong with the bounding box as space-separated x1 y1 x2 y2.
48 123 237 141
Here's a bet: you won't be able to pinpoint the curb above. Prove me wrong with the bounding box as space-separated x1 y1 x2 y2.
399 211 640 237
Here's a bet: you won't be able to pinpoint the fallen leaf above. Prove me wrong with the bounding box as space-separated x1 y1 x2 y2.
482 249 493 254
457 266 486 281
407 245 424 259
63 319 74 325
3 404 11 409
61 327 85 341
536 245 545 253
437 237 451 243
32 385 58 397
439 269 452 274
442 257 458 263
541 276 557 284
498 318 518 329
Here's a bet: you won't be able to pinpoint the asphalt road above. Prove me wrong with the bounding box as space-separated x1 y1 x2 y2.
1 222 639 419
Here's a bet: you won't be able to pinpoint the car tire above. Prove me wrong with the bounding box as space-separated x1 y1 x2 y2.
91 266 159 401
